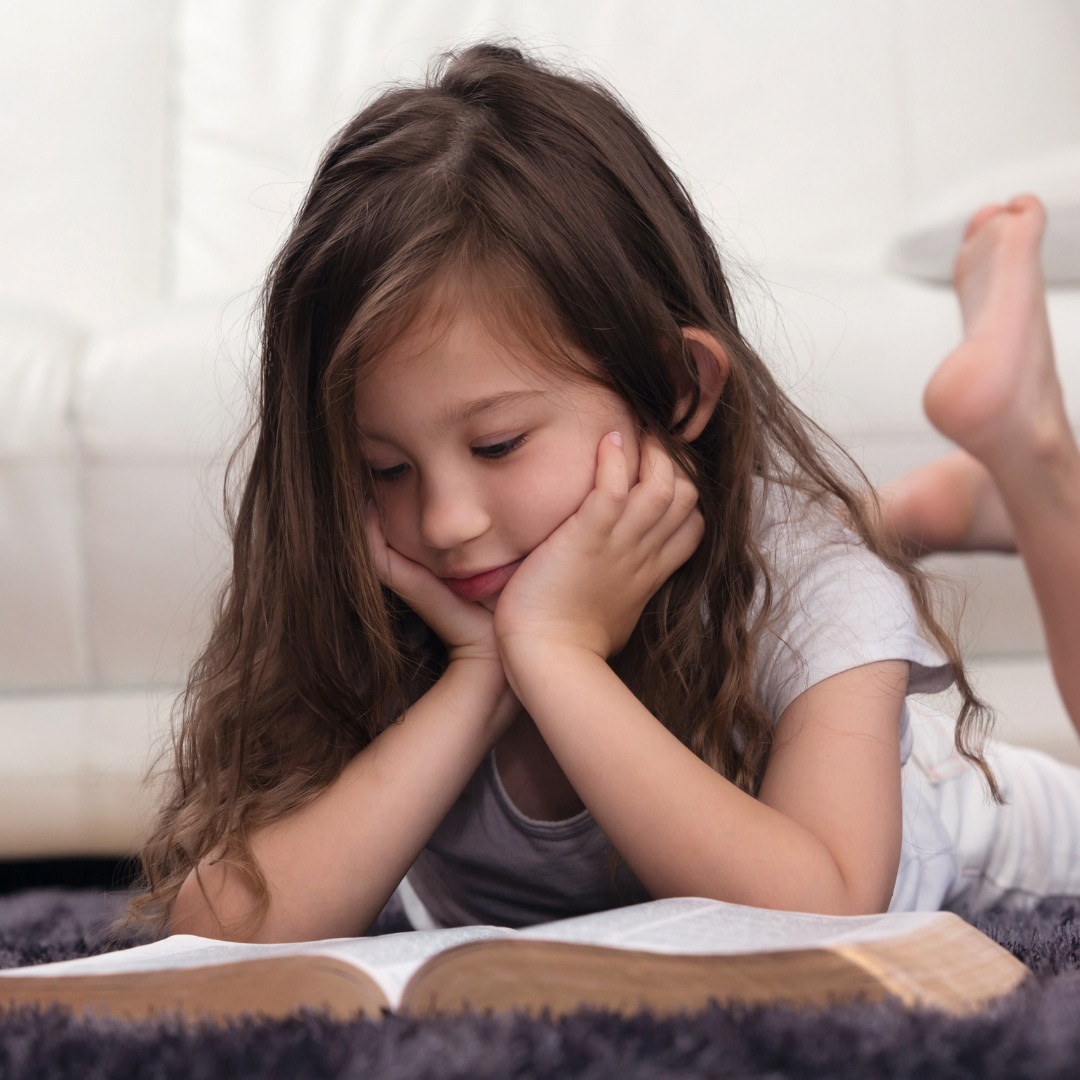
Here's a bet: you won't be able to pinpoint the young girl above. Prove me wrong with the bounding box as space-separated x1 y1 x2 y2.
137 44 1080 942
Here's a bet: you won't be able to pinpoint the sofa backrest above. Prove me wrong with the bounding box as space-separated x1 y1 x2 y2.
3 0 1079 320
0 0 172 329
172 0 1080 300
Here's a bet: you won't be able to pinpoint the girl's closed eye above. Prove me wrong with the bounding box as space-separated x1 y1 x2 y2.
370 462 410 482
472 433 527 459
368 433 528 481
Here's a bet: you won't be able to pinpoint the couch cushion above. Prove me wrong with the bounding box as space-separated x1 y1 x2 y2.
79 299 253 459
891 147 1080 284
172 0 913 297
0 305 87 692
894 0 1080 203
761 270 1080 483
0 0 171 329
0 689 174 857
78 299 250 687
172 0 1080 300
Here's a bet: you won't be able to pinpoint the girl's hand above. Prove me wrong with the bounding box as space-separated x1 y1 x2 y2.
494 433 704 659
365 505 502 664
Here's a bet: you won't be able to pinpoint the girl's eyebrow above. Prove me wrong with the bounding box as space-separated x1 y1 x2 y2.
439 389 543 428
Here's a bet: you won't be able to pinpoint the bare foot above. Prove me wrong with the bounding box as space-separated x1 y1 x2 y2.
878 451 1014 555
922 195 1072 473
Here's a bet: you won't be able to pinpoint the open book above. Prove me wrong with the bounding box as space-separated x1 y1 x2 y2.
0 897 1026 1021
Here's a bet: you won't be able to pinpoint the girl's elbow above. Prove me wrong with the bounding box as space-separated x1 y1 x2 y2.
818 843 897 916
169 866 221 937
169 860 260 941
831 869 896 917
834 894 892 917
784 890 890 918
776 860 894 917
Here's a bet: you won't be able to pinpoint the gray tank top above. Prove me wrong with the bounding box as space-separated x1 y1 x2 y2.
407 747 650 928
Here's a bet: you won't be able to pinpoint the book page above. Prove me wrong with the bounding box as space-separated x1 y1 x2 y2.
312 926 516 1006
519 897 945 956
1 926 515 1010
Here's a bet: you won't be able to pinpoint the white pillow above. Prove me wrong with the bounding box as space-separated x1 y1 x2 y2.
891 146 1080 284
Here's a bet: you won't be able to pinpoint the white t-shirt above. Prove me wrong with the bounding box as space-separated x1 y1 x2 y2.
405 481 955 928
752 482 951 759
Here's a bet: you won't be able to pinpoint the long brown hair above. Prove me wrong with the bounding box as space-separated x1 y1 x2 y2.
128 42 994 933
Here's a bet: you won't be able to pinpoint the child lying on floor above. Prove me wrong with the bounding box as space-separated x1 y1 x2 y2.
123 44 1080 942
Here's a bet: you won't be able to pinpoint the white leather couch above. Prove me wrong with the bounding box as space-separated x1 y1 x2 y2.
3 0 1079 858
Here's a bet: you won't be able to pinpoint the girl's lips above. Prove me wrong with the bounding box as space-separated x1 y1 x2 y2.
443 560 522 602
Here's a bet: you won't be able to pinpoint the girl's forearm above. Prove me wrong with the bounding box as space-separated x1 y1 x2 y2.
170 658 518 942
501 640 872 916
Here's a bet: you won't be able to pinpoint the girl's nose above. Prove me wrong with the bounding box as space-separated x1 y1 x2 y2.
418 475 491 550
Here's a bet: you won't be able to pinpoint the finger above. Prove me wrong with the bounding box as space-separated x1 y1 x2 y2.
374 539 485 636
365 504 451 609
642 472 700 548
576 431 629 535
635 430 659 486
362 505 496 650
622 434 677 538
656 507 706 577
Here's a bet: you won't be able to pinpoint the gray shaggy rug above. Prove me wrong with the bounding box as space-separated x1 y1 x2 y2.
2 889 1080 1079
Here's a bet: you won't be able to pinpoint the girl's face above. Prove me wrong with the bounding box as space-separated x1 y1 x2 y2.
356 302 641 612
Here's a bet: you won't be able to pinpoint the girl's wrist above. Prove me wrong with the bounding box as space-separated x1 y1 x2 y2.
498 633 606 691
441 654 520 737
498 621 610 658
444 653 507 683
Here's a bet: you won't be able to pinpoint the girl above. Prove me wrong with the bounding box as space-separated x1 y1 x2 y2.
137 44 1080 943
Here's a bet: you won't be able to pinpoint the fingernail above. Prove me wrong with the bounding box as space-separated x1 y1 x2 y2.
609 431 623 447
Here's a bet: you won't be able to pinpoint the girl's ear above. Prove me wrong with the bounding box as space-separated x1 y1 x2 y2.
675 328 730 441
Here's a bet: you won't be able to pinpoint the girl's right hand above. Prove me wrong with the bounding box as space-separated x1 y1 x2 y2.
364 504 502 665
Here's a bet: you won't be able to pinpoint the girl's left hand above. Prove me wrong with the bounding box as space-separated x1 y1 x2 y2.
494 432 704 659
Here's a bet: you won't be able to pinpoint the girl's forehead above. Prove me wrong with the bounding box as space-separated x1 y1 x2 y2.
354 307 622 438
360 299 593 400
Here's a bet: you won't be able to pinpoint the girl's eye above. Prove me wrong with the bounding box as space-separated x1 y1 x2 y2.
369 435 526 479
370 463 409 482
472 434 527 459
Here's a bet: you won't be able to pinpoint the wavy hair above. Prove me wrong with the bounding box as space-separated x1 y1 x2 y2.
126 42 994 934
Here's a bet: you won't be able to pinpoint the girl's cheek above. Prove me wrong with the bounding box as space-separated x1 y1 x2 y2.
374 493 419 558
505 457 595 545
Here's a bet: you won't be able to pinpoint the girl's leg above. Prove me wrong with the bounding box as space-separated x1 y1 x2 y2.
884 196 1080 729
878 450 1014 555
902 701 1080 912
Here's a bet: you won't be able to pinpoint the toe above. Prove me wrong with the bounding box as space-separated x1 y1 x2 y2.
965 203 1004 240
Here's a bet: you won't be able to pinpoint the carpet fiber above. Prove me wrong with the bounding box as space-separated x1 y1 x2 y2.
3 890 1080 1079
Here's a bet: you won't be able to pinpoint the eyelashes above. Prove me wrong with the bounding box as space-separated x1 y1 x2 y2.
369 434 527 481
471 433 527 459
370 463 409 482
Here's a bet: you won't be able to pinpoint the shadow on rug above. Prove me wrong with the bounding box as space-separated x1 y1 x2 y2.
2 889 1080 1079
